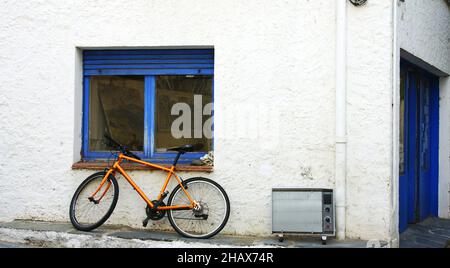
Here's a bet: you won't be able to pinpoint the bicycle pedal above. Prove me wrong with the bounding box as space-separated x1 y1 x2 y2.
142 218 149 227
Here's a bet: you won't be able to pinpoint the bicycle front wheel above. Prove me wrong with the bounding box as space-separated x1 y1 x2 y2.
167 177 230 239
69 171 119 231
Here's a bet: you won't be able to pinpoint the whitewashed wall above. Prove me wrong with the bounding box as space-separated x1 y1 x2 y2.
346 1 396 242
398 0 450 75
398 0 450 219
0 0 399 242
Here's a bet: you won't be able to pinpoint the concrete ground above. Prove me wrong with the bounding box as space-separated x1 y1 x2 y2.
400 217 450 248
3 218 449 248
0 220 369 248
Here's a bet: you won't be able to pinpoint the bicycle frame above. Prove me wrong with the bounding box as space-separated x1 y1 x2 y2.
89 154 197 211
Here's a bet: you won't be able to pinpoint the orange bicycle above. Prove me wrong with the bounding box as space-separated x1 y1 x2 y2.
69 135 230 239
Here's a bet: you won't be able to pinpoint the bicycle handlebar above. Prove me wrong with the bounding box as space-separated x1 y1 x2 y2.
103 134 141 160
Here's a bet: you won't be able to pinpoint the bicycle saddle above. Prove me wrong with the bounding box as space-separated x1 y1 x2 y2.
167 144 203 153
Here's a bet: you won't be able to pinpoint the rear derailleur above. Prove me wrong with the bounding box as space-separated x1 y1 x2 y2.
193 202 209 220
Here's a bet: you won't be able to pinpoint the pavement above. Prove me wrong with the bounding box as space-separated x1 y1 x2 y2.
0 220 369 248
400 217 450 248
2 218 449 248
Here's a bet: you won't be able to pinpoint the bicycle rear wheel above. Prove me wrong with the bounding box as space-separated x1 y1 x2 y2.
69 171 119 231
167 177 230 239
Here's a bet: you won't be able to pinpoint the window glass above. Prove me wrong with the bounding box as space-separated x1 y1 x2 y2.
89 76 145 152
155 75 213 153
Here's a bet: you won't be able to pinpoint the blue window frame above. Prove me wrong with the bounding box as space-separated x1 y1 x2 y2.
82 49 214 163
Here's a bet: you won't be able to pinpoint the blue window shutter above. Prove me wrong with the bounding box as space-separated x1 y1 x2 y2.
83 49 214 76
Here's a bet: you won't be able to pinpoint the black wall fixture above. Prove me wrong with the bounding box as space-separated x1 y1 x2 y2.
349 0 367 6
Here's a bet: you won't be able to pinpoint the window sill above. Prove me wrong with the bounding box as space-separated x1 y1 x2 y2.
72 161 213 173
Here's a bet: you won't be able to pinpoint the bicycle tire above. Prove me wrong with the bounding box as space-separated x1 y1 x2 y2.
69 171 119 231
167 177 230 239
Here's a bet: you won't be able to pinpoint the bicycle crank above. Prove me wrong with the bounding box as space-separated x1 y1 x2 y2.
146 202 167 221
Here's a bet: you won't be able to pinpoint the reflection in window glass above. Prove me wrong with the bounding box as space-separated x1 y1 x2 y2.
155 76 213 153
89 76 145 152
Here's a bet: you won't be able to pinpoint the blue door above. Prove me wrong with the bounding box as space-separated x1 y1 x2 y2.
399 60 439 233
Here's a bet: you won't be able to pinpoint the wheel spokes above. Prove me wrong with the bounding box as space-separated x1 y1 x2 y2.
170 180 228 237
74 176 116 226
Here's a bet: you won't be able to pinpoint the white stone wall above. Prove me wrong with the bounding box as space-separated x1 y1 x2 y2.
0 0 399 242
346 1 396 242
398 0 450 219
398 0 450 75
439 77 450 219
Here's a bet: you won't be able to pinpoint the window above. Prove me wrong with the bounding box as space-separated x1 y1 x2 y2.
89 76 145 152
82 49 214 163
155 75 213 153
